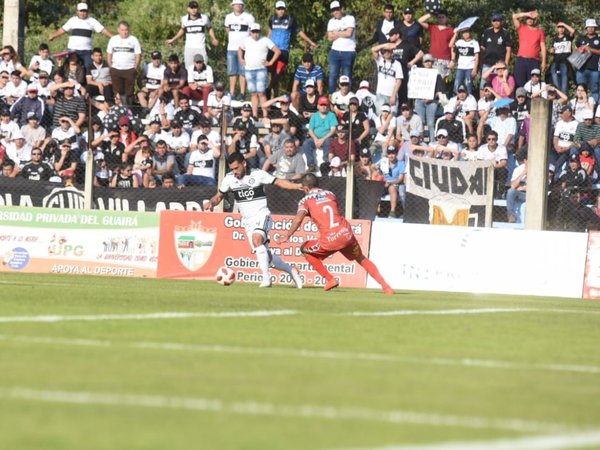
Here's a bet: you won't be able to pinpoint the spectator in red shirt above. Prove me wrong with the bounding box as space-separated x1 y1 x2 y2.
512 10 547 88
418 9 454 80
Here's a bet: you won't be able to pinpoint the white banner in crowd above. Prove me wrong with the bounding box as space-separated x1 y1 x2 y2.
407 68 438 100
368 222 587 298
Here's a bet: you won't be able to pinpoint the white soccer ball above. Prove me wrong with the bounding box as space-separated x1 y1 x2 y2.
215 266 236 286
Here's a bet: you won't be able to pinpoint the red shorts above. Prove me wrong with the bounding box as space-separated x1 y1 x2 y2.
301 229 363 261
268 59 288 75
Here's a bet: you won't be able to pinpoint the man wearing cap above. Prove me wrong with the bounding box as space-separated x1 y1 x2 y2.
160 54 187 106
49 79 86 129
206 81 233 122
239 23 281 118
48 3 113 68
224 0 256 101
435 104 466 146
291 53 324 108
510 86 531 128
2 130 32 169
575 19 600 103
166 1 219 68
21 113 47 148
10 84 44 127
370 4 400 45
418 9 454 80
182 54 214 114
523 68 548 99
549 22 575 95
512 10 546 88
106 21 142 106
86 48 113 102
370 41 403 114
327 0 357 94
302 96 338 170
138 51 166 109
479 14 513 93
267 1 318 97
231 102 257 135
330 75 354 117
446 85 477 134
54 139 78 179
552 105 579 175
384 26 424 106
398 6 423 47
177 133 220 186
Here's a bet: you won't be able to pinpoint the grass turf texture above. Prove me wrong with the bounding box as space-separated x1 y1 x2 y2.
0 273 599 450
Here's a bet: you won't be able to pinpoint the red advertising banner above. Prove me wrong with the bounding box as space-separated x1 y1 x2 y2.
583 231 600 299
157 210 371 288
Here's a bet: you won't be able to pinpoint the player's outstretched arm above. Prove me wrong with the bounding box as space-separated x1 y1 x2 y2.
205 191 225 211
273 178 304 191
277 210 308 244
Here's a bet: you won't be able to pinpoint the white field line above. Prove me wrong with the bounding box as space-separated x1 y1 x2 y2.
1 334 599 376
0 387 570 433
343 308 600 317
0 310 298 323
334 430 600 450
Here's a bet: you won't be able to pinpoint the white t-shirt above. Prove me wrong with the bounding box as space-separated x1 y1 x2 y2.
107 35 142 70
166 132 191 153
181 14 212 49
240 36 275 70
327 15 356 52
476 144 508 163
447 95 477 118
375 56 403 96
218 168 274 218
553 119 579 148
187 63 214 84
373 115 396 143
224 12 255 51
191 129 221 148
330 90 354 112
62 16 105 51
454 39 479 70
28 56 54 79
188 148 217 178
144 63 166 90
523 81 548 99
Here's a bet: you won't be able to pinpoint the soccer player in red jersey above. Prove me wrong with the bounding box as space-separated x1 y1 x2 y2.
277 173 394 294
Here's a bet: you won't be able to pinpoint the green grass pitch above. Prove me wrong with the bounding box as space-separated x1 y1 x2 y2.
1 273 600 450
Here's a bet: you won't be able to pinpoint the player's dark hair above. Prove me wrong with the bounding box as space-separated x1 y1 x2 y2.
227 152 245 165
302 173 319 189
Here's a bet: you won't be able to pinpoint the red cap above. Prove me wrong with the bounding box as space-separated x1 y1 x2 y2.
317 96 329 106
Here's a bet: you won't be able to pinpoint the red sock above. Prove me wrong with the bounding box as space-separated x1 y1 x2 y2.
305 254 334 281
361 258 392 290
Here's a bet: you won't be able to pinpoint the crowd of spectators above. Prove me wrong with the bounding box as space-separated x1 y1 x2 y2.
1 1 600 223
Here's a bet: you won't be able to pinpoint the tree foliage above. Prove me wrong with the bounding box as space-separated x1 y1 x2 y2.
14 0 600 93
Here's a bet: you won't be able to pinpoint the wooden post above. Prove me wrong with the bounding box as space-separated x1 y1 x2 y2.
215 99 230 213
2 0 25 59
83 100 94 209
525 98 551 230
345 119 353 219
